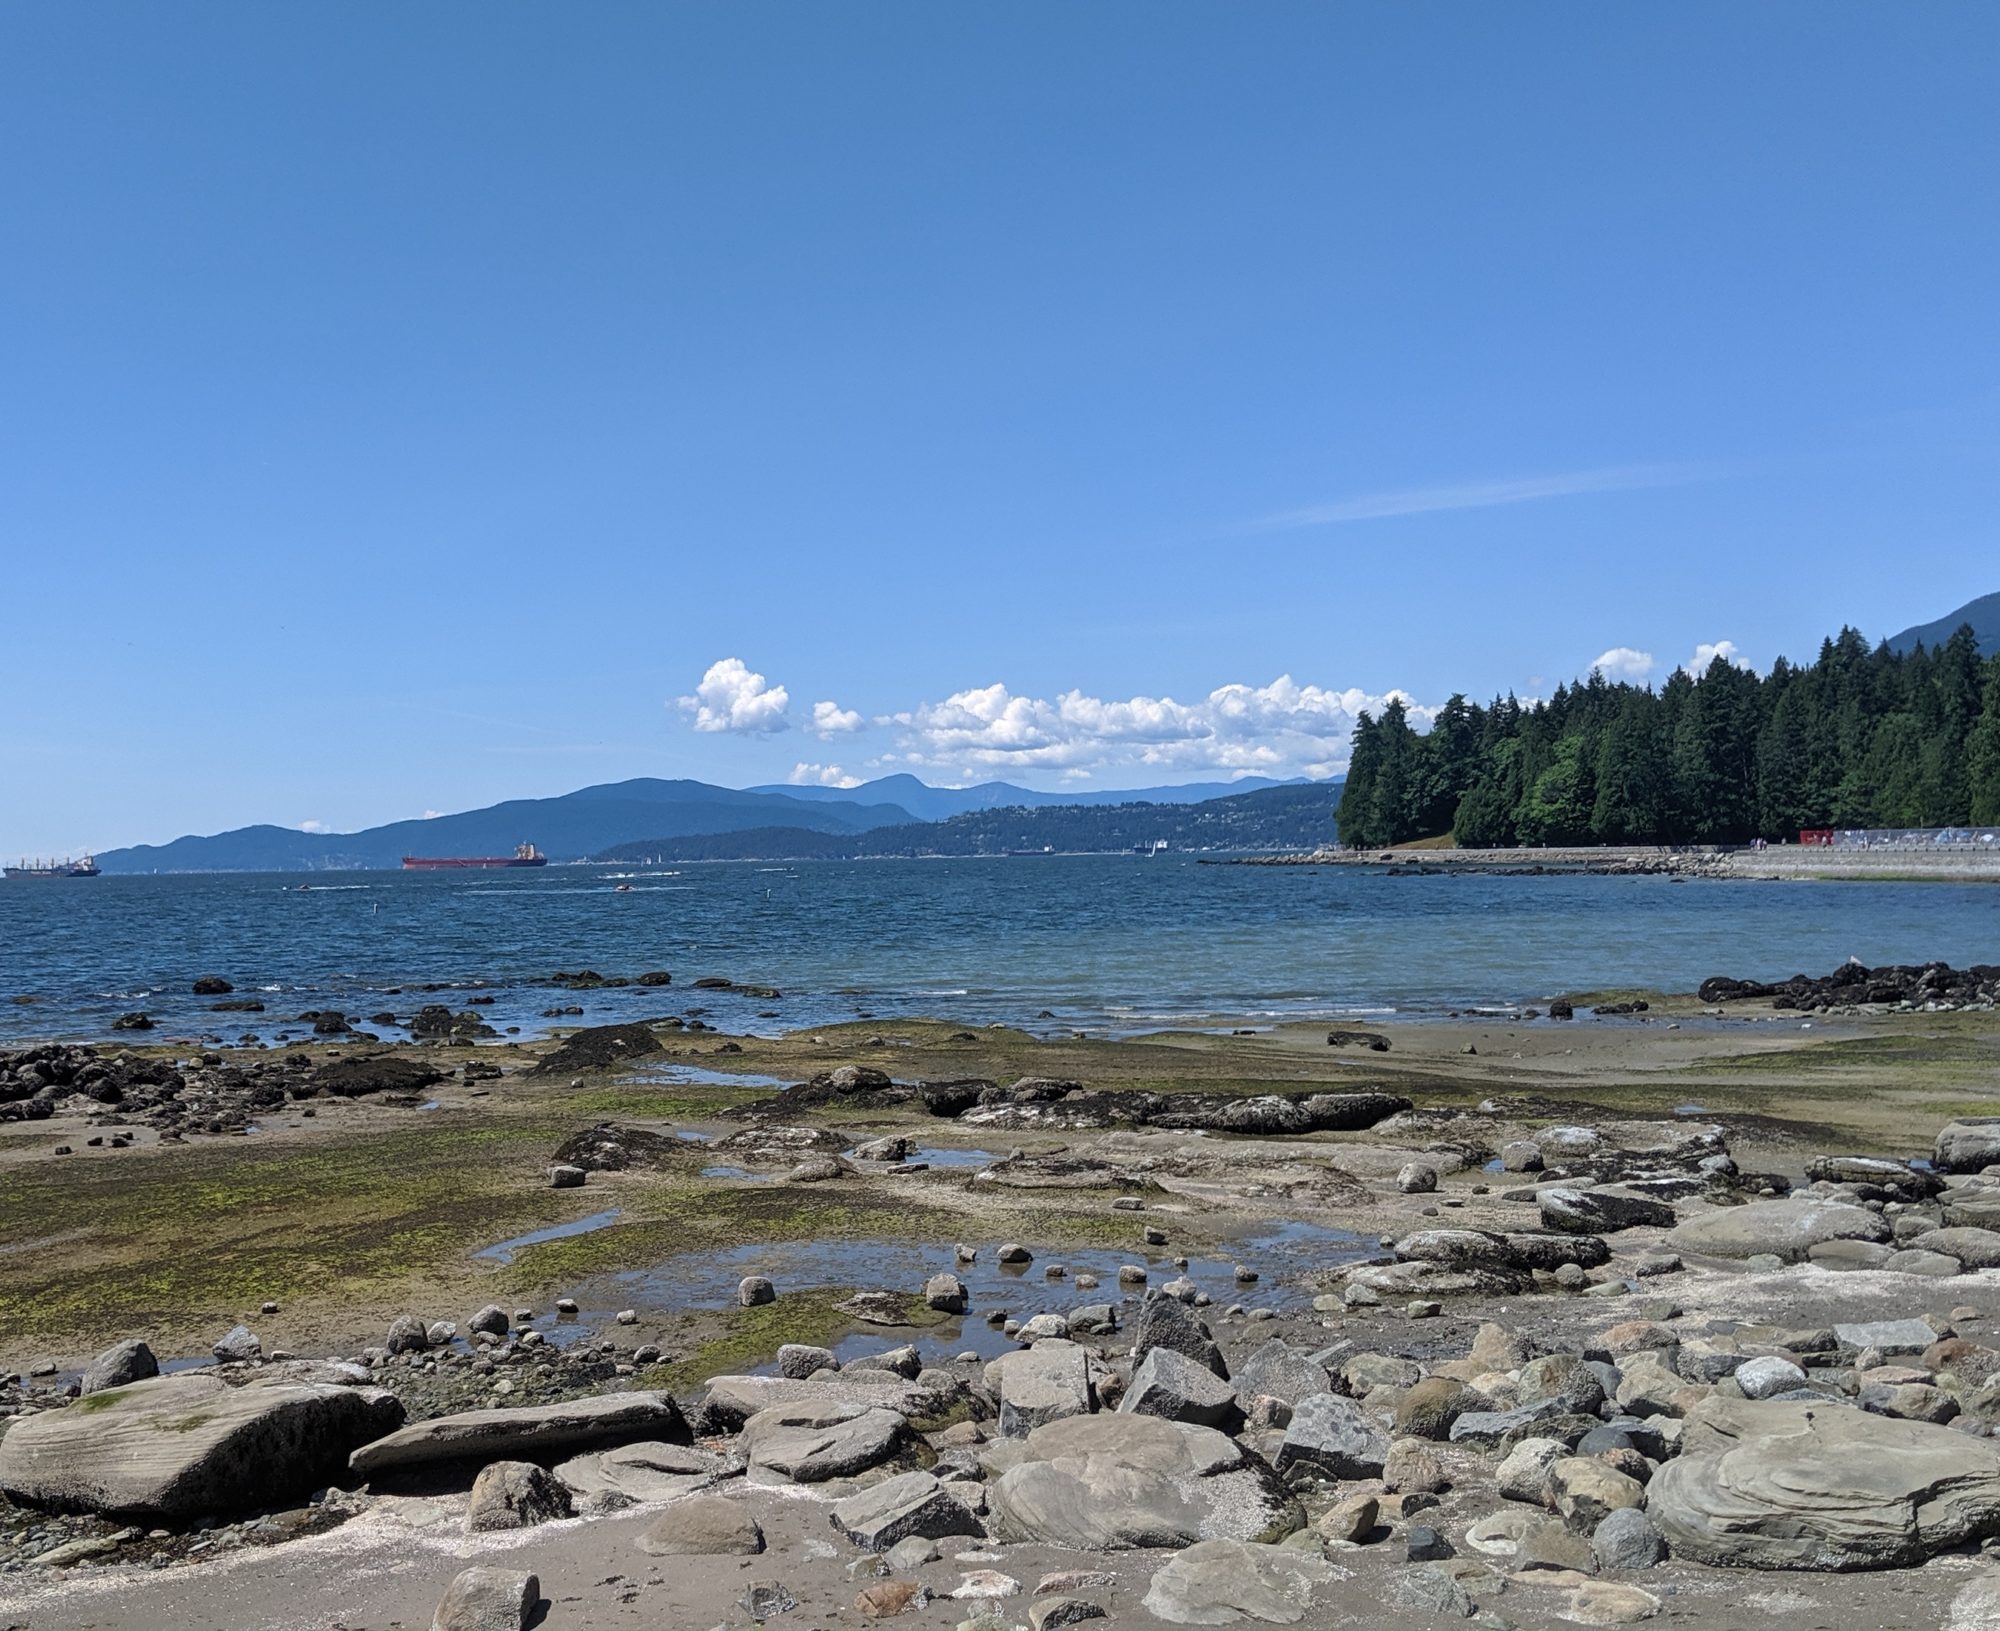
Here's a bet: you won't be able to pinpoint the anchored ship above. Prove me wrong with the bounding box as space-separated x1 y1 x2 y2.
401 841 549 871
5 855 101 879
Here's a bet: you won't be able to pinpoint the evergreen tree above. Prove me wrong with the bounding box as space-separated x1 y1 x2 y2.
1337 712 1381 847
1592 697 1668 841
1970 658 2000 825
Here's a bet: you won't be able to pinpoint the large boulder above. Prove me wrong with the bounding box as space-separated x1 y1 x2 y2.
987 1413 1300 1550
1936 1120 2000 1174
1132 1291 1227 1379
80 1339 158 1396
1648 1396 2000 1569
465 1460 573 1532
1228 1340 1333 1407
0 1374 403 1521
1140 1539 1347 1624
350 1391 685 1477
638 1493 766 1555
1274 1394 1388 1480
998 1340 1095 1439
1122 1347 1240 1429
830 1469 984 1550
433 1567 541 1631
1664 1199 1890 1264
1918 1228 2000 1270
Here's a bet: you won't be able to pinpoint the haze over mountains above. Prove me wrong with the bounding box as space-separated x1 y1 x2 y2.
746 773 1295 822
95 775 1308 873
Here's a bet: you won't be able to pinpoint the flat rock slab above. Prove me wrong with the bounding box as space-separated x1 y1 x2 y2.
556 1440 734 1503
742 1403 912 1482
1649 1396 2000 1569
700 1373 940 1432
1140 1539 1348 1624
351 1391 686 1478
1541 1186 1676 1234
0 1373 404 1522
987 1412 1299 1550
1664 1199 1890 1264
1833 1319 1940 1356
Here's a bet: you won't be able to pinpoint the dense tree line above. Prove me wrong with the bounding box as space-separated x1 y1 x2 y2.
1338 624 2000 849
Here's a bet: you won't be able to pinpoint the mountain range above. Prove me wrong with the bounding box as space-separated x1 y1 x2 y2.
746 772 1294 822
95 774 1315 872
597 783 1339 862
1887 591 2000 657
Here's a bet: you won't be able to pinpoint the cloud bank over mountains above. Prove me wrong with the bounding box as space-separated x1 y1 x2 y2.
678 632 1753 787
677 659 1434 784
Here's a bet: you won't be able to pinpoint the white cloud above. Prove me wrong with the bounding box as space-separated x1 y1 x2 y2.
811 700 863 737
1685 639 1749 678
789 762 862 789
678 658 791 734
421 809 445 820
886 676 1433 781
1590 647 1656 682
299 819 328 833
1253 463 1705 531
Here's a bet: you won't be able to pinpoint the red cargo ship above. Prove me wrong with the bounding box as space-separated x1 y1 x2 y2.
401 842 549 870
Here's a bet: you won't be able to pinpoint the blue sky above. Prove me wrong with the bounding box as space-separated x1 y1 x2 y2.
3 3 1995 853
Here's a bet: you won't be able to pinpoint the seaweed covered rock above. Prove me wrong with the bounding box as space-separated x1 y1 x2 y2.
310 1054 446 1099
553 1122 690 1172
529 1023 665 1077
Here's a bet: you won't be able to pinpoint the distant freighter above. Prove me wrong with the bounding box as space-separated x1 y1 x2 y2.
5 855 101 880
401 842 549 870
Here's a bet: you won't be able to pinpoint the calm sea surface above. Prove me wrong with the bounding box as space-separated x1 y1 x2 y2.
0 859 1992 1046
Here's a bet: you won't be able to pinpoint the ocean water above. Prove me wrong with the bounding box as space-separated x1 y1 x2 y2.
0 857 1992 1046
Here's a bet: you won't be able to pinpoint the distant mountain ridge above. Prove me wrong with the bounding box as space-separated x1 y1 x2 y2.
96 779 917 874
1887 592 2000 657
748 773 1301 821
597 782 1341 862
95 773 1332 873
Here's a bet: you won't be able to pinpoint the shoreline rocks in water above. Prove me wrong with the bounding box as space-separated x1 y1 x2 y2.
1698 959 1999 1013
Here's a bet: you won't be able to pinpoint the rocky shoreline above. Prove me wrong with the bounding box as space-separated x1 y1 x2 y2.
4 988 2000 1627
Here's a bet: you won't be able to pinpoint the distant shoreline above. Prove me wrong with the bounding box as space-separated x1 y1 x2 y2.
1238 843 2000 884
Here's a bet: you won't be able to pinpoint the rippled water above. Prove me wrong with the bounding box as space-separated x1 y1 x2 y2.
2 858 1991 1044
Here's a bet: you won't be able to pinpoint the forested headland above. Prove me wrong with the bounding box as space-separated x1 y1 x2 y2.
1338 624 2000 849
